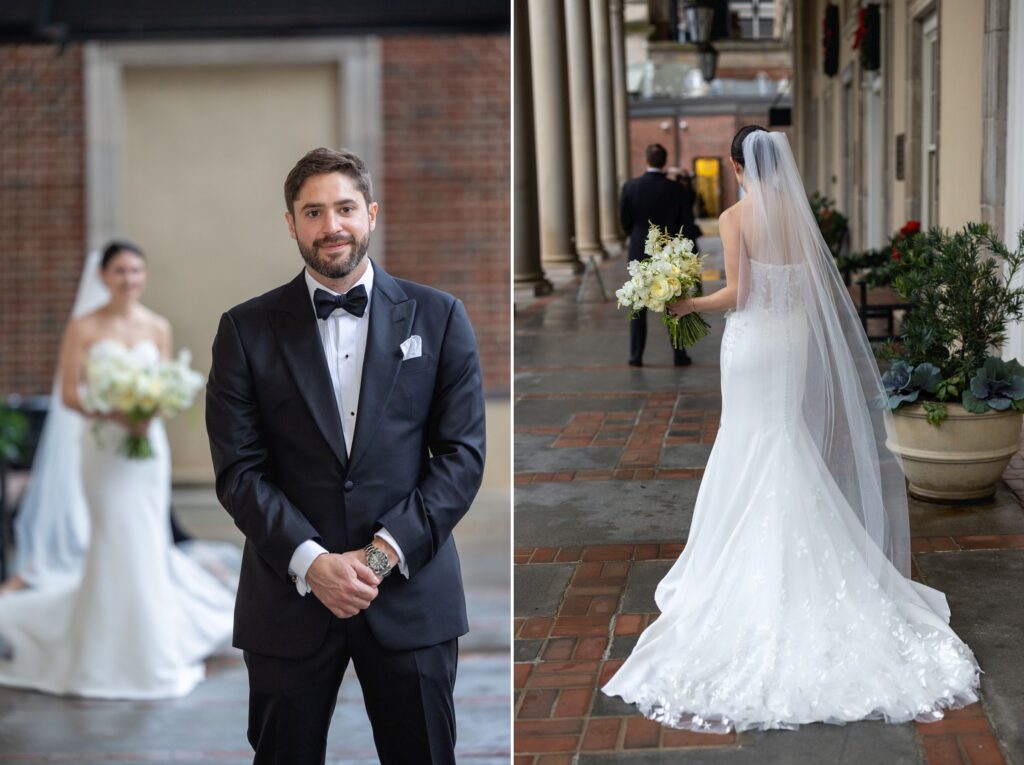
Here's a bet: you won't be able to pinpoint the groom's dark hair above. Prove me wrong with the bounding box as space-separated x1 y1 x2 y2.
284 148 374 214
645 143 668 169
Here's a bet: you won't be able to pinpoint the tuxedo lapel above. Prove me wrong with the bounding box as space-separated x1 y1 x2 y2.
349 265 416 473
270 273 349 471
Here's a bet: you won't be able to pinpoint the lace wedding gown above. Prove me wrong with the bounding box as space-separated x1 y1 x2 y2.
0 340 234 699
602 260 980 732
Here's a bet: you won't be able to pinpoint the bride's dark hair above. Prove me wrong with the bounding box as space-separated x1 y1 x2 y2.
730 125 768 167
101 239 145 270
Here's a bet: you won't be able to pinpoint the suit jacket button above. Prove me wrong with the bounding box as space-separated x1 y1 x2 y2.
344 480 354 492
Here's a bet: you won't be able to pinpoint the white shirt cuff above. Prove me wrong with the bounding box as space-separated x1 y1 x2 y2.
374 529 409 578
288 539 329 596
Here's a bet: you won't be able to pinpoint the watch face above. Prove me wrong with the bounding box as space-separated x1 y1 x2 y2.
367 547 388 572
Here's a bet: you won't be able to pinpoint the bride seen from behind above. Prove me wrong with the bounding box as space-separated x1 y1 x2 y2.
0 241 234 699
602 126 980 732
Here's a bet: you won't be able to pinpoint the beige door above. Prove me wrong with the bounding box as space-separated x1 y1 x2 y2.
121 63 339 482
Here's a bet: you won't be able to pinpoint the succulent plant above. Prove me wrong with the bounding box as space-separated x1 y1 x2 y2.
881 360 941 409
962 357 1024 414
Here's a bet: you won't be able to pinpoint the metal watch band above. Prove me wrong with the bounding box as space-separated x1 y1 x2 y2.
364 542 392 578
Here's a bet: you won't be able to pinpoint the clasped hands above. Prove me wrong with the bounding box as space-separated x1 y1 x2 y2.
305 538 396 619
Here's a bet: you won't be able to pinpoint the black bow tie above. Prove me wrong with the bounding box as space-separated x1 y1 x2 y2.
313 285 368 320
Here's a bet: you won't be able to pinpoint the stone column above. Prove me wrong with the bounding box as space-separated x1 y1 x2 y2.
514 0 553 295
610 0 632 191
792 0 819 192
566 0 607 260
591 0 624 256
528 0 582 272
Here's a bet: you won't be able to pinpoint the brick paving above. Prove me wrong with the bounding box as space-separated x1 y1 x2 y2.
514 241 1023 764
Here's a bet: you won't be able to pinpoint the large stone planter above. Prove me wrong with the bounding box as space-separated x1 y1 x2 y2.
886 402 1024 502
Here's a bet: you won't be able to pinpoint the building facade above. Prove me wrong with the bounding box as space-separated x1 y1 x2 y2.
1 23 509 480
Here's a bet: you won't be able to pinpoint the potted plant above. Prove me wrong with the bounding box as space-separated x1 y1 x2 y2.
0 402 28 579
877 222 1024 502
809 192 849 262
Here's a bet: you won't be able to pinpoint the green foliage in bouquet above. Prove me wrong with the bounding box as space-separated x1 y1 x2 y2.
877 223 1024 424
808 192 848 259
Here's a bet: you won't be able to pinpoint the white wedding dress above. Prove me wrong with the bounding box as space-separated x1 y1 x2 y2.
0 340 234 699
602 260 981 732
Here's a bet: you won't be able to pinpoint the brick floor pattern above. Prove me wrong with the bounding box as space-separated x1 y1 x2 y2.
514 543 1019 764
516 391 720 483
515 252 1019 763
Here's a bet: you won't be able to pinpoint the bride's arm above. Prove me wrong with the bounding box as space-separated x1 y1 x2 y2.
671 205 740 316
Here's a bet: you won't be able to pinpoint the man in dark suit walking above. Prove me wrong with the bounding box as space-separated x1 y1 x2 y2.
205 148 485 765
621 144 693 367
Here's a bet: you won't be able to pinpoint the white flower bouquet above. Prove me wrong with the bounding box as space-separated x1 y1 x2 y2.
616 223 711 349
81 345 204 459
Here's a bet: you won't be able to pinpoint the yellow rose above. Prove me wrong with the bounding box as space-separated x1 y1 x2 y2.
649 277 670 301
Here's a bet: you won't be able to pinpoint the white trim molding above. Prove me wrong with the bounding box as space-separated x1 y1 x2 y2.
83 37 384 261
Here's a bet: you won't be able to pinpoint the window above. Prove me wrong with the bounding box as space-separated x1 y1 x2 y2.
727 1 777 40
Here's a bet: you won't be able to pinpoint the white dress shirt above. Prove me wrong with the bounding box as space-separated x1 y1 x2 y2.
287 261 409 596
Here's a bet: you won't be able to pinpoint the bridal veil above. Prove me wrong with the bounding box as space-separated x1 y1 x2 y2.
736 130 911 589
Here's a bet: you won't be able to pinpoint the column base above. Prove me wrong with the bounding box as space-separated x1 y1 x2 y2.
541 257 585 275
514 276 554 296
600 237 625 257
575 244 608 261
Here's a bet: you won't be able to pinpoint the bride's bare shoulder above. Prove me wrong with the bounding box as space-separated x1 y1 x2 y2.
719 199 745 224
719 200 744 240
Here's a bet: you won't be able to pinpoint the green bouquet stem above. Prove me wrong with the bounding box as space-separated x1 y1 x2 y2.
120 434 155 460
663 312 711 349
120 409 156 459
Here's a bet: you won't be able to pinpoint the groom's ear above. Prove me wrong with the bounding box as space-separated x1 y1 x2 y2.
284 211 297 241
368 201 379 231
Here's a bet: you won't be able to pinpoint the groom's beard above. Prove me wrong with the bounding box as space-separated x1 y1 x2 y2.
299 231 371 280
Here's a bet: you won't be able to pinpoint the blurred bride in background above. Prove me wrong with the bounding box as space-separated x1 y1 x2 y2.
0 241 236 698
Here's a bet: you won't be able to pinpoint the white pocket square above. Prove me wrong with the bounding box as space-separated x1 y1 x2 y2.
400 335 423 360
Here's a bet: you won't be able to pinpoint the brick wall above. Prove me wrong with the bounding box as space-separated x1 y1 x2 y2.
380 34 510 394
0 45 86 396
0 34 510 397
629 114 794 214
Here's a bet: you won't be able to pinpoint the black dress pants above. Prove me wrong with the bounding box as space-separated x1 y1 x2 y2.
629 309 692 366
243 612 458 765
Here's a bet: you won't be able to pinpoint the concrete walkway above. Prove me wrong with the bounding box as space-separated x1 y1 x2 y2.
514 239 1024 765
0 485 510 764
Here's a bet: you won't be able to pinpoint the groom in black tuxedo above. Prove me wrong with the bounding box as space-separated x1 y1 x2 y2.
621 143 693 367
206 148 485 764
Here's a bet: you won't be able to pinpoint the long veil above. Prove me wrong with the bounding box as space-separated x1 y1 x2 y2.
736 130 910 587
12 252 109 586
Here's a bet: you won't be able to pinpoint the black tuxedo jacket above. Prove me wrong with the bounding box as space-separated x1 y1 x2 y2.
205 263 486 659
621 171 689 262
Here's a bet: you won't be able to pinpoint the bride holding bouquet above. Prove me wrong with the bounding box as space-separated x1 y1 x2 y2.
0 240 234 699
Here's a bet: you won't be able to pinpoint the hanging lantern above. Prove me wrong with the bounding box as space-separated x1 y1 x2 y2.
823 3 839 77
698 42 719 82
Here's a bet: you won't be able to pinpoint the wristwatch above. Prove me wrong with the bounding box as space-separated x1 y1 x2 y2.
363 542 392 578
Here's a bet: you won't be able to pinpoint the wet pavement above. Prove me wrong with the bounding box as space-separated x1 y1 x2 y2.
513 239 1024 765
0 426 511 764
